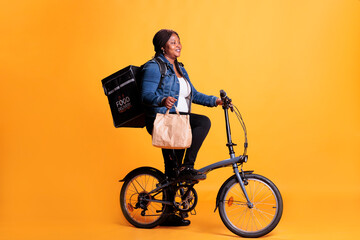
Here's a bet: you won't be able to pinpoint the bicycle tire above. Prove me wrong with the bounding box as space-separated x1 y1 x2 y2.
120 168 169 228
218 174 283 238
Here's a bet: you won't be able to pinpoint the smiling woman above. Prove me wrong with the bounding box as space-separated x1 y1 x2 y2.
155 30 182 61
140 29 222 226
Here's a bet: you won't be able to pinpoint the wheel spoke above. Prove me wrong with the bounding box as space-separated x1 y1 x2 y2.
238 184 247 200
130 180 140 194
227 205 246 216
252 184 265 202
251 209 262 230
230 186 244 200
127 188 137 194
245 207 251 231
254 193 273 205
231 202 247 206
148 205 156 215
256 207 269 225
248 180 253 202
134 178 146 192
254 207 275 218
131 208 139 219
145 174 150 190
254 202 276 206
151 177 155 190
235 206 248 227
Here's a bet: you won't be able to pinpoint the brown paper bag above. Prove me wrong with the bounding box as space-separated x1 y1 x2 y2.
152 107 192 149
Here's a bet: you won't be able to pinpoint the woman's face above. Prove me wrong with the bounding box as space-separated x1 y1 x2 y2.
162 33 182 60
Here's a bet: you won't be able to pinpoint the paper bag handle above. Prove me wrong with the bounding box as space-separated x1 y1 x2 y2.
165 106 180 115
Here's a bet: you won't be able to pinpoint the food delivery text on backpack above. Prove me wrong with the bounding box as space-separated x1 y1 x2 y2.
101 57 168 128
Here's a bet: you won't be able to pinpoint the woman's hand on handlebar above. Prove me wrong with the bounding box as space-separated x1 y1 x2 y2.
216 98 223 106
162 96 177 109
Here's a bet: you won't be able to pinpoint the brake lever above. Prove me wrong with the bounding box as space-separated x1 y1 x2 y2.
227 97 234 112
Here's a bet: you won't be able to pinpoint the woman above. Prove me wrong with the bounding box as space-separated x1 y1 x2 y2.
141 29 222 225
142 29 222 179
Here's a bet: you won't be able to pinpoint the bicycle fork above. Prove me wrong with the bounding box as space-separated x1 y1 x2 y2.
233 164 254 208
223 97 253 209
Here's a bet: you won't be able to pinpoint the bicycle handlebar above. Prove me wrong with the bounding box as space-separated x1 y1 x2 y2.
220 89 227 99
220 89 233 111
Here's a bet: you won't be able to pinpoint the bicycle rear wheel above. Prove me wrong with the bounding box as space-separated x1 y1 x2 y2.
120 168 169 228
218 174 283 238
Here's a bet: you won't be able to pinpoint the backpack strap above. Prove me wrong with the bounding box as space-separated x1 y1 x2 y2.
153 57 186 88
153 57 168 87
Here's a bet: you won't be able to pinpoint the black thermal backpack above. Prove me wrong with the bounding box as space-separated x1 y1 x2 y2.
101 57 167 128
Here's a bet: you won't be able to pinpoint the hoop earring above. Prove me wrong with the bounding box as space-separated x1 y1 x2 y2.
162 49 165 55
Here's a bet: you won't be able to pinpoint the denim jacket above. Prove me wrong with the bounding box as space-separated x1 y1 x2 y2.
141 54 218 117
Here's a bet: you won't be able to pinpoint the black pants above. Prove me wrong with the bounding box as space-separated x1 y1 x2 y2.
145 113 211 178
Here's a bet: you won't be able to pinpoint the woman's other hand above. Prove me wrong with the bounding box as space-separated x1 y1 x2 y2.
162 96 177 109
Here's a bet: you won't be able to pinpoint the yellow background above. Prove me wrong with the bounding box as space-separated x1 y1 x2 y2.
1 0 359 239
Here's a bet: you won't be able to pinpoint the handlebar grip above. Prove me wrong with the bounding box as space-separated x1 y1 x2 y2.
220 90 227 98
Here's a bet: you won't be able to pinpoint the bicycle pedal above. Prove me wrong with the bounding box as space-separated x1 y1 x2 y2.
183 179 198 184
190 208 196 215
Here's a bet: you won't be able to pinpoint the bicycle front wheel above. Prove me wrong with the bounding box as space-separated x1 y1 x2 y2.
218 174 283 238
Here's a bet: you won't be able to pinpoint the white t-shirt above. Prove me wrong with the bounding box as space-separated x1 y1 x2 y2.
177 77 191 113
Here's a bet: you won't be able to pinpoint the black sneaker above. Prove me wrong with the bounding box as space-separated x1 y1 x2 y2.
160 214 191 226
179 167 206 180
